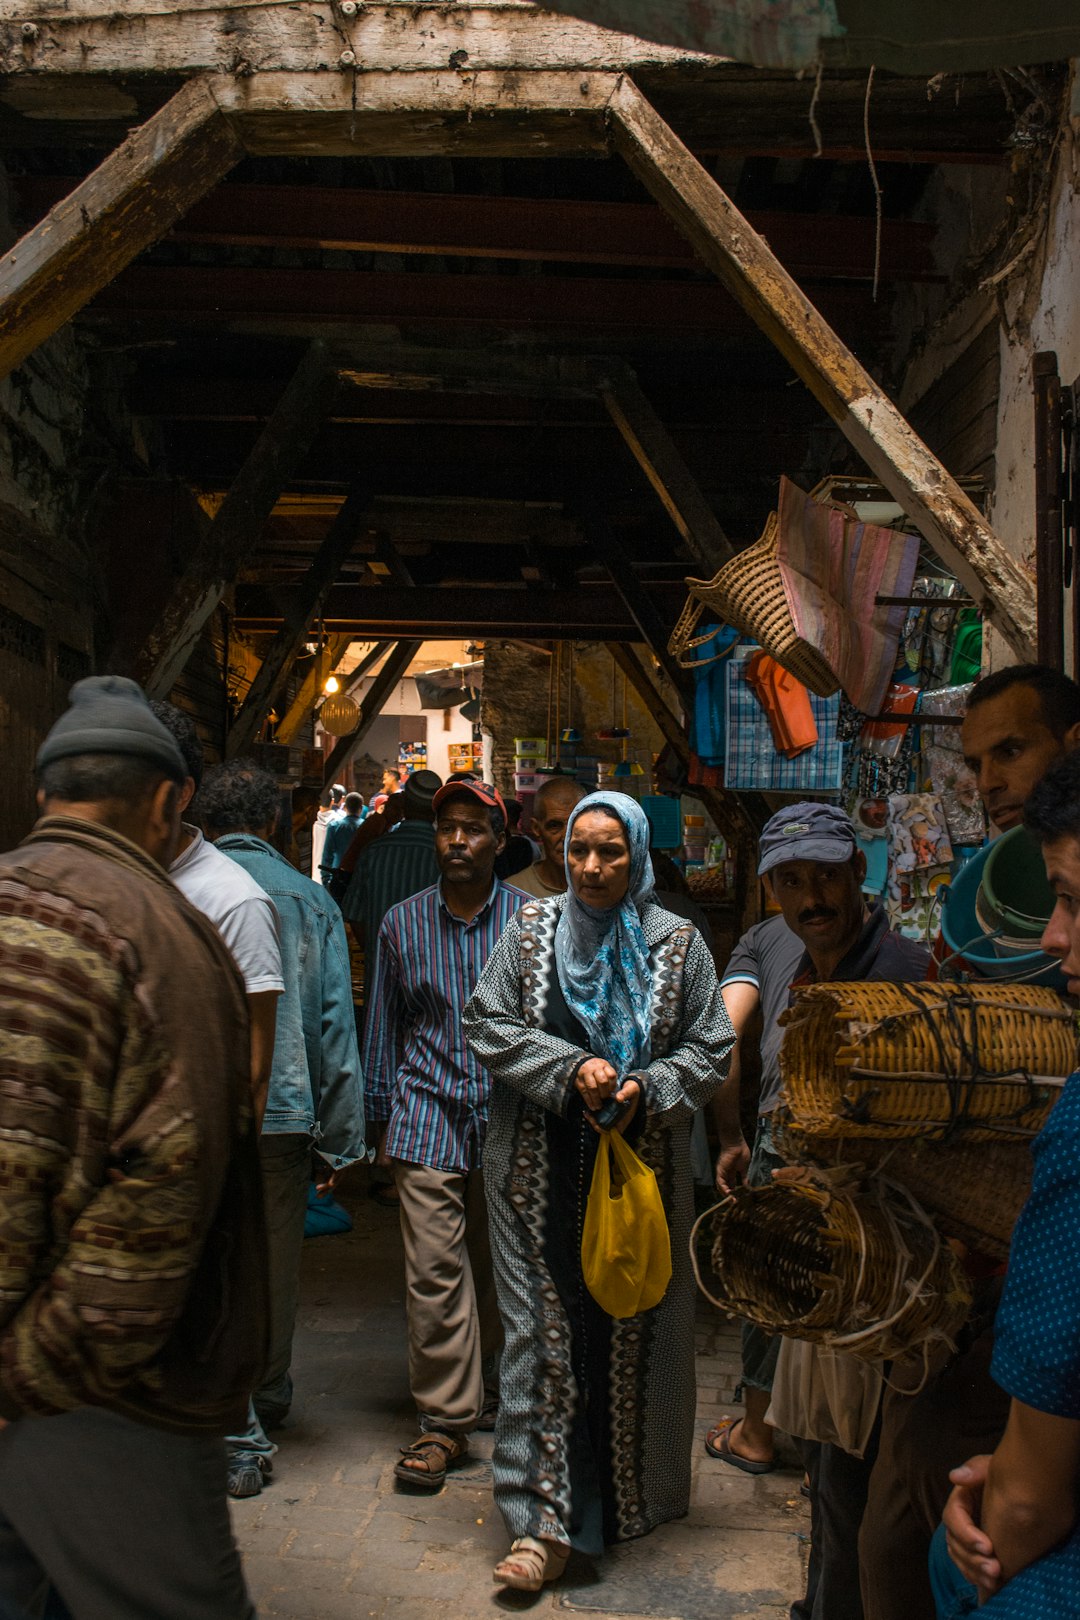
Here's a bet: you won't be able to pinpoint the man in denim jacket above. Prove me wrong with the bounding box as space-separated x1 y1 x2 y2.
198 760 367 1498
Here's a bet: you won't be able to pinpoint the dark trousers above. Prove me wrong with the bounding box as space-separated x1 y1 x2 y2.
0 1406 255 1620
858 1327 1010 1620
792 1426 879 1620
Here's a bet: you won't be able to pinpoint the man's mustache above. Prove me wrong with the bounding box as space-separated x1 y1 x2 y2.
799 908 837 925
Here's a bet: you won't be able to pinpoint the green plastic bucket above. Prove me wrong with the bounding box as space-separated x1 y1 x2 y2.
979 826 1055 944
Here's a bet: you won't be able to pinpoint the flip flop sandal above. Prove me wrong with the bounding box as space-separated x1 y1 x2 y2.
493 1537 570 1593
704 1417 777 1474
394 1432 470 1491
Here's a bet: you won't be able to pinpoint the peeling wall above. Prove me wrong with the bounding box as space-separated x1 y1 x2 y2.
0 164 98 850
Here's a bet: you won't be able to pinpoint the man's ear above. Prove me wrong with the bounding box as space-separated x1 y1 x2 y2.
1064 721 1080 755
854 849 868 887
35 787 46 812
177 776 196 815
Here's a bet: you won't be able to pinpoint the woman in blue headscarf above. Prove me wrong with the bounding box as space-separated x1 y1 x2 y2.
463 791 735 1591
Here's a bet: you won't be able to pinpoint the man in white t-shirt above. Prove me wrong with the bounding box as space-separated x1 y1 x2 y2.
150 704 284 1126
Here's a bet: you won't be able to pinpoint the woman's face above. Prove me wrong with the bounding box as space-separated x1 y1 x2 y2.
567 811 632 909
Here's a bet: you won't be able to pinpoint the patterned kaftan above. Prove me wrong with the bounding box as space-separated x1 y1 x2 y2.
462 895 734 1556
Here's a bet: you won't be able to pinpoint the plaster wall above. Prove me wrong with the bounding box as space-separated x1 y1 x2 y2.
990 102 1080 613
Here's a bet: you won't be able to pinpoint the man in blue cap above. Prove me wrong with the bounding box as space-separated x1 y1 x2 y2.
708 801 929 1620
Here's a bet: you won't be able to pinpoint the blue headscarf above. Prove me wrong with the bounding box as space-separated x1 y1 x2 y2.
555 791 656 1075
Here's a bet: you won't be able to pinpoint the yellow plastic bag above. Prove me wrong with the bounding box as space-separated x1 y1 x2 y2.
581 1129 673 1319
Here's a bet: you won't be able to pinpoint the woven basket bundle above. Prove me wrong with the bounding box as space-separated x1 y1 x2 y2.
704 1180 971 1362
779 980 1077 1142
773 1117 1032 1263
673 512 840 696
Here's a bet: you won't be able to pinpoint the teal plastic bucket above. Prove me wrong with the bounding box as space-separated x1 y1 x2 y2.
940 841 1064 987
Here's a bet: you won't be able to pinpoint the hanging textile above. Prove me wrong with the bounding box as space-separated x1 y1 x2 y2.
688 624 740 768
725 652 842 793
744 651 819 758
776 476 921 716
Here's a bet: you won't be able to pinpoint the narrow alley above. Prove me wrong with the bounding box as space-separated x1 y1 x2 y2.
231 1173 808 1620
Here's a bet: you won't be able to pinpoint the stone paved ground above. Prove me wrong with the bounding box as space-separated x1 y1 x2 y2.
232 1169 809 1620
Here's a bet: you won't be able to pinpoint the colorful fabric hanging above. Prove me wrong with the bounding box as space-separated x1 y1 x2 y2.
725 652 843 793
744 650 819 758
776 476 921 715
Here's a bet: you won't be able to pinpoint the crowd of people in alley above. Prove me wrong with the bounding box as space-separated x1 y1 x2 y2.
1 663 1080 1618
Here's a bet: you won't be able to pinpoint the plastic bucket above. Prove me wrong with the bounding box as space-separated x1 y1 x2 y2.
940 841 1063 986
980 826 1055 940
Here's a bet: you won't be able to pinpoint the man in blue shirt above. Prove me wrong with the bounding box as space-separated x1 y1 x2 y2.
198 761 367 1499
319 790 366 887
932 747 1080 1618
363 780 527 1492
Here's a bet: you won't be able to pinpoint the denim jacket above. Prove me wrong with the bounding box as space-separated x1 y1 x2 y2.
216 834 366 1168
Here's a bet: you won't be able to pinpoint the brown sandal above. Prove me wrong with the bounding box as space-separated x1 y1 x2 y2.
393 1431 470 1491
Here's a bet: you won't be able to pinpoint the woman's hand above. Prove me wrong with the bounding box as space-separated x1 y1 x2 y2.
944 1455 1002 1597
575 1057 619 1112
582 1076 642 1134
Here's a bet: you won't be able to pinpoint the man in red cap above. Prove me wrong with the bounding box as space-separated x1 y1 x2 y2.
362 779 528 1490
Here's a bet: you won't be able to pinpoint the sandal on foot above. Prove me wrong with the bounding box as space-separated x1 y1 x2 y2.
493 1537 570 1592
393 1431 469 1491
704 1417 776 1474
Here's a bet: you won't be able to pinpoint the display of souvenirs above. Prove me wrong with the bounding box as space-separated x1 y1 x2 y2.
919 684 986 846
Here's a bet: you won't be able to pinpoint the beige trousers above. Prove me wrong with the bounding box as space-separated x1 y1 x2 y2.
394 1161 502 1436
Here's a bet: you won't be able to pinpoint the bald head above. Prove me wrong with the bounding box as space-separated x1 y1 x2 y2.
532 776 587 882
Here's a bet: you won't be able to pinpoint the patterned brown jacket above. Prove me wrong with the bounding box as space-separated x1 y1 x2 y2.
0 815 268 1434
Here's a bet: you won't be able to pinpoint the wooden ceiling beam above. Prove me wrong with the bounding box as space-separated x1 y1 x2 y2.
85 264 879 341
137 341 340 698
0 75 241 382
225 480 373 758
14 177 941 284
234 583 686 640
609 75 1037 661
321 638 422 788
274 632 351 747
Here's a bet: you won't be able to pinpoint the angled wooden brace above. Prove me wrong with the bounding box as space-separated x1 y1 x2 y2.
321 639 422 788
607 75 1037 659
275 635 353 749
137 341 341 700
0 76 242 382
226 482 374 758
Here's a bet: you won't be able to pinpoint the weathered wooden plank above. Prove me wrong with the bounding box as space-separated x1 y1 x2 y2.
607 74 1037 660
0 76 241 382
226 481 372 757
0 7 718 78
322 638 421 787
138 341 339 700
584 516 695 696
595 364 732 573
274 633 351 748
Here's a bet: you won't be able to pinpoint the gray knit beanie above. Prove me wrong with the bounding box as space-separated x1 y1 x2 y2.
37 676 187 781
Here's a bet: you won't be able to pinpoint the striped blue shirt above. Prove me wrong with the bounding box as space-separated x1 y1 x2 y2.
362 878 528 1172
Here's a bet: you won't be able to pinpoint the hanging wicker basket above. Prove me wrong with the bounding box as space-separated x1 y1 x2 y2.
778 980 1077 1142
669 512 839 695
695 1177 971 1363
772 1116 1032 1264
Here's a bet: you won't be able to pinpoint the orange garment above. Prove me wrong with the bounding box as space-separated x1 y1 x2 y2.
745 651 819 758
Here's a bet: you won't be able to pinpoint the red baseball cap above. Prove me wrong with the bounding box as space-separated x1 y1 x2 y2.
432 779 507 822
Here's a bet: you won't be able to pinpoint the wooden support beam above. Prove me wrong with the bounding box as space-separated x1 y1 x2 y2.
16 178 941 284
584 516 695 695
234 583 687 640
593 365 732 573
0 76 241 382
138 341 339 700
275 633 351 747
608 75 1038 661
322 639 421 787
226 481 372 757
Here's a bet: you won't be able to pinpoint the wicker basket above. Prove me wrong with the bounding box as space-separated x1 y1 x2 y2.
773 1116 1032 1263
671 512 840 696
698 1178 971 1362
779 980 1077 1142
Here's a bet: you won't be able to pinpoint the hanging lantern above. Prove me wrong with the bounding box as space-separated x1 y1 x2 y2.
318 692 360 736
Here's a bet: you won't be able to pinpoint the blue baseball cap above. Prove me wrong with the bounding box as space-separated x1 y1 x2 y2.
757 802 858 877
